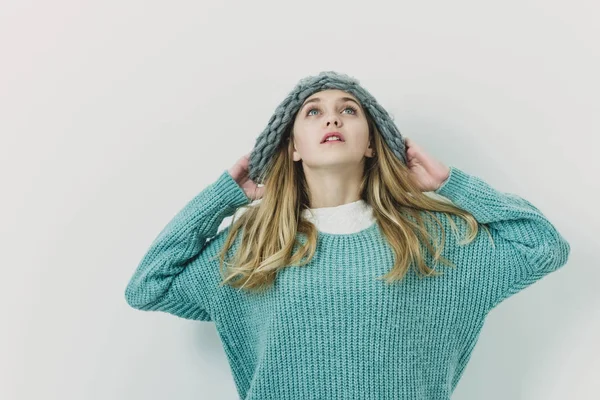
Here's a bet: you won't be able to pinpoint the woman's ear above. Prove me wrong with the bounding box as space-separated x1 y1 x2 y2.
292 143 301 161
288 135 301 161
367 137 376 157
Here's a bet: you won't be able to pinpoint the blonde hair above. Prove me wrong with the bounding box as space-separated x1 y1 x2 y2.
212 111 492 293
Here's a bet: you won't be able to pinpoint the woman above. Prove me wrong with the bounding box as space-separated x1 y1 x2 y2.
124 71 571 399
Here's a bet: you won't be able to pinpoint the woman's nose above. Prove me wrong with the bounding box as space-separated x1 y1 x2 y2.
325 116 340 126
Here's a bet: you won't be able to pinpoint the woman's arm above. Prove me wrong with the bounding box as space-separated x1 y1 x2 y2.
434 166 571 312
124 170 250 320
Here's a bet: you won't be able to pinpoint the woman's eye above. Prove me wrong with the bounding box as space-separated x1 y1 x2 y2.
306 105 357 116
343 106 358 115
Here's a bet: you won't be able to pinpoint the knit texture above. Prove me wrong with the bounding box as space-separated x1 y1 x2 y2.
124 166 571 399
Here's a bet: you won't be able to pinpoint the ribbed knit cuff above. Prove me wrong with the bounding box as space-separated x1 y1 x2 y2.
210 170 252 211
433 165 471 203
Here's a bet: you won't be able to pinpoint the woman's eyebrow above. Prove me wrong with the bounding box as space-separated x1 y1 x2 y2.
301 97 361 110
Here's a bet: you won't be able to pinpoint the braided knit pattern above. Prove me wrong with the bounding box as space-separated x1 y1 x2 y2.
248 71 408 184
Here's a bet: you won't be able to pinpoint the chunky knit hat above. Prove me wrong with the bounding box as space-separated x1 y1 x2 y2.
247 70 408 184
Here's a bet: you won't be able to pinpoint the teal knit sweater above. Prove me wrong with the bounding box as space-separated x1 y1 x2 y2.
124 166 571 399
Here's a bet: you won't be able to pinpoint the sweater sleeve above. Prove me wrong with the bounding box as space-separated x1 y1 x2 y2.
124 170 250 321
434 166 571 312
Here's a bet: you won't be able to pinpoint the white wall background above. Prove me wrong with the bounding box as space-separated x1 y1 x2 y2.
2 0 598 399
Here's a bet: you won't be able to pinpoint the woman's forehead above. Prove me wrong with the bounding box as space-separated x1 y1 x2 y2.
305 89 357 101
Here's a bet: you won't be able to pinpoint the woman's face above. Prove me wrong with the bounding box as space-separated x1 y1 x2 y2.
290 89 373 173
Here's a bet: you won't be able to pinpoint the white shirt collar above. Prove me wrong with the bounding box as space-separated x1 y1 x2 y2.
301 199 376 234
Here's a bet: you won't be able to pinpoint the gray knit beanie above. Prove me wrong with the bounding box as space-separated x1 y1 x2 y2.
247 70 408 184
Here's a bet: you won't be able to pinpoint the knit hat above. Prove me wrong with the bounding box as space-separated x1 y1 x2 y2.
247 70 408 184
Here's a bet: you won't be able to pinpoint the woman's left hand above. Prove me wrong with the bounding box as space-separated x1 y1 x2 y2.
404 137 451 192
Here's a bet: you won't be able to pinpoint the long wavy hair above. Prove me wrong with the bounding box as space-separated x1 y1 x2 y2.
212 110 492 294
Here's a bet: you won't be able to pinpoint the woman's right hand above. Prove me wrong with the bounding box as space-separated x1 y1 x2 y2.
228 153 265 201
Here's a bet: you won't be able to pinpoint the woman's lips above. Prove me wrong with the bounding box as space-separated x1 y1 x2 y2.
321 139 344 144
